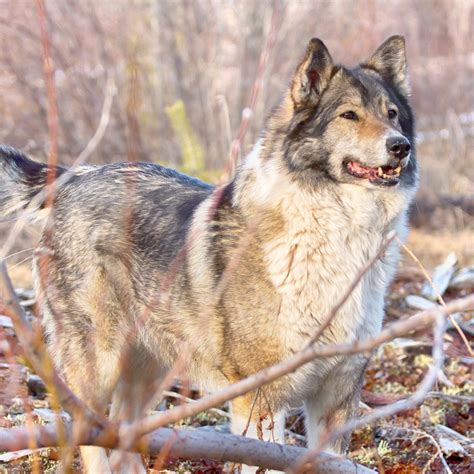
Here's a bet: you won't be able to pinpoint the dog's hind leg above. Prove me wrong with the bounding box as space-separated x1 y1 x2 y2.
108 344 164 474
62 325 128 473
39 296 119 473
56 333 120 474
38 257 139 473
80 447 111 474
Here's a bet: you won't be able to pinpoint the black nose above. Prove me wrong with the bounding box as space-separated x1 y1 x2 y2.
386 137 411 159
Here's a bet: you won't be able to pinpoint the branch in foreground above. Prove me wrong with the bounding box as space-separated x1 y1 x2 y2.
0 424 375 473
129 295 474 441
1 253 472 470
307 230 396 346
291 286 450 473
0 261 106 428
119 230 396 451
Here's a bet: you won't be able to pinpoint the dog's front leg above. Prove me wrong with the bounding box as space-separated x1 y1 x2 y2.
230 393 285 473
304 393 355 455
304 356 368 454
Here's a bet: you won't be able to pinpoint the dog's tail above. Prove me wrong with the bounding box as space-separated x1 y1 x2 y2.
0 145 66 217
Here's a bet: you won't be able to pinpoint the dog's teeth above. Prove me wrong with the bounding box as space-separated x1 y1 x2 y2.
378 167 383 177
394 166 401 175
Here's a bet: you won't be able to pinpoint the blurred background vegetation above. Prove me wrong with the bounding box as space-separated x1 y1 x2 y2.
0 0 473 284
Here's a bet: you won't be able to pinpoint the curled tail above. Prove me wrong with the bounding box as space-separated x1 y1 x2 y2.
0 145 65 217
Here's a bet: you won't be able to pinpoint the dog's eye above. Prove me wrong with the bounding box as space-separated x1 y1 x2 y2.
388 109 398 119
340 111 358 120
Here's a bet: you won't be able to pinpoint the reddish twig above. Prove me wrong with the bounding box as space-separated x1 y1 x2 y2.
35 0 58 209
0 261 108 431
225 2 282 177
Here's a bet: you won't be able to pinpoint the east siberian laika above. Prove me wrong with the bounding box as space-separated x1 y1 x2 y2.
0 35 417 472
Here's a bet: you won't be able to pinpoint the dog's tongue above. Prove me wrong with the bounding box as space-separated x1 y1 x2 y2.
347 161 378 180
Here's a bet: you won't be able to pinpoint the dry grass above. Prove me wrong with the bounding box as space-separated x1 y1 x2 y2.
7 262 33 290
405 228 474 268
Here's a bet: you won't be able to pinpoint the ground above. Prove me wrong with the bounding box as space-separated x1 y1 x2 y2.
0 229 472 473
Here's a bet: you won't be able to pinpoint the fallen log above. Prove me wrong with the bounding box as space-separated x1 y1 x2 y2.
0 423 375 473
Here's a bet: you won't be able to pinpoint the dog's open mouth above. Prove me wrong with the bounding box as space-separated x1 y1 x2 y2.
345 160 401 186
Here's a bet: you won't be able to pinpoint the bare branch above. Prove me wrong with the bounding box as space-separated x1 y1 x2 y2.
0 73 116 260
0 261 107 429
35 0 59 204
307 230 397 346
0 424 375 473
127 295 474 440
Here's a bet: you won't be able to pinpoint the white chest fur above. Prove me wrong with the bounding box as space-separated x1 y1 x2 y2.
263 187 396 346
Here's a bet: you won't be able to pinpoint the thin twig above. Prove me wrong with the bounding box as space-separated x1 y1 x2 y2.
161 390 230 419
377 425 452 474
35 0 58 210
426 391 473 403
307 230 397 346
397 237 472 355
0 261 108 430
224 2 282 177
4 248 36 260
0 73 116 260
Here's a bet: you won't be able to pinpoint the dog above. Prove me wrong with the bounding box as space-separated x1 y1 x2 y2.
0 35 417 472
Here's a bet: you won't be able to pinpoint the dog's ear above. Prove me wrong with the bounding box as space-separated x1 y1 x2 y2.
364 35 410 97
290 38 334 109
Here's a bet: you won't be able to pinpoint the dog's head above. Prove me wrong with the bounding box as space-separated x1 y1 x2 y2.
269 36 417 191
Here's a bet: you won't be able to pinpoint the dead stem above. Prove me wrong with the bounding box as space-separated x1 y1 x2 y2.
397 236 473 355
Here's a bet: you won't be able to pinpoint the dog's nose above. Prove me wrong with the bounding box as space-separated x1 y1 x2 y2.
386 137 411 160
